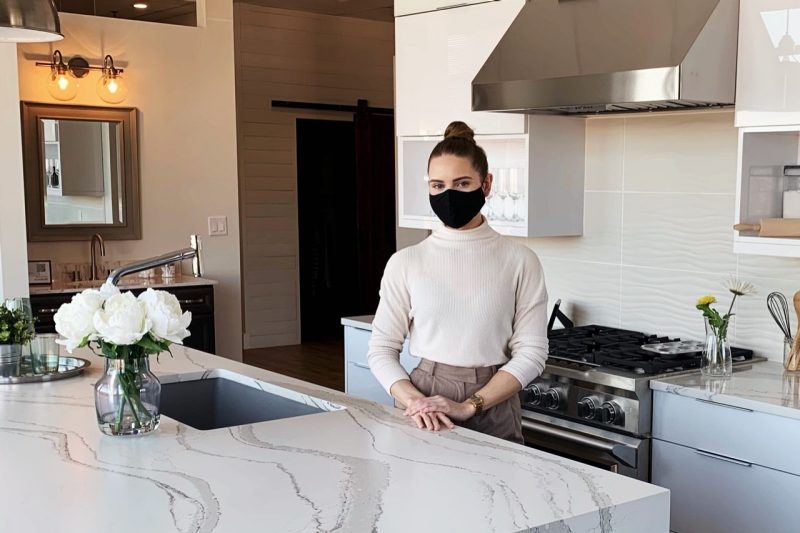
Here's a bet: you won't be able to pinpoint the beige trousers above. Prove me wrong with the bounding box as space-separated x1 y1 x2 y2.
408 358 523 444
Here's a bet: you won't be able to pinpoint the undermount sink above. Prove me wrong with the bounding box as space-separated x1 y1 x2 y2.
159 370 342 430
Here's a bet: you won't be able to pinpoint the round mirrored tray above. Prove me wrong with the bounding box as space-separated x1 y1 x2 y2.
0 356 91 384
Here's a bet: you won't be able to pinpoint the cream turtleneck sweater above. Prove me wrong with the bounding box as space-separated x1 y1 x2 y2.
367 218 549 393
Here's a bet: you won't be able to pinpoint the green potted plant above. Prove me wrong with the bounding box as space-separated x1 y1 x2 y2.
0 302 36 378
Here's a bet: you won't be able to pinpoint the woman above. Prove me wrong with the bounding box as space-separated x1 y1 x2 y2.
367 121 549 444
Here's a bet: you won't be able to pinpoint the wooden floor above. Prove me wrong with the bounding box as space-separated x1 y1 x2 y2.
243 339 345 391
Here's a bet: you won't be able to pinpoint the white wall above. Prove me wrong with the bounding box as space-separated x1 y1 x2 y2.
234 4 395 348
518 110 800 362
0 44 30 301
16 3 243 360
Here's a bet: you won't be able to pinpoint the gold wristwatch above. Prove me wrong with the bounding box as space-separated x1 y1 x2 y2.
467 394 485 416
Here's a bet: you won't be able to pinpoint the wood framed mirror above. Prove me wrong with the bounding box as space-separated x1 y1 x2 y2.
21 102 141 241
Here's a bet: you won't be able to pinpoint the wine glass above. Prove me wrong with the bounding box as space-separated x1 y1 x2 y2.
494 168 508 221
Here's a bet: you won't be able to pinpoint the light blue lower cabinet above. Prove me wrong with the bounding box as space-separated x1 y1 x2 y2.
343 325 419 405
346 361 394 406
652 438 800 533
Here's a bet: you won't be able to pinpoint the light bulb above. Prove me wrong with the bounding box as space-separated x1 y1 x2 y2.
47 70 77 101
97 73 128 104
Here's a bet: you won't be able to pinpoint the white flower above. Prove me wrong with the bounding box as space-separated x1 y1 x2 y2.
99 282 120 299
93 292 151 346
138 288 192 344
54 288 108 352
723 276 757 297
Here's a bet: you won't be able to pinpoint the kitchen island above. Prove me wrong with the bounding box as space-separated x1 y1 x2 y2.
1 346 668 532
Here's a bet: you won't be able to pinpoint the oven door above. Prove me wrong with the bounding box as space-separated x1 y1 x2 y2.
520 410 650 481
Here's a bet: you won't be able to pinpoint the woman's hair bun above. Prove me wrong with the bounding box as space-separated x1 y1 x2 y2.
443 121 475 142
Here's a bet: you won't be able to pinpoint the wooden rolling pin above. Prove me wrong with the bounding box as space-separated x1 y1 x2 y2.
734 218 800 237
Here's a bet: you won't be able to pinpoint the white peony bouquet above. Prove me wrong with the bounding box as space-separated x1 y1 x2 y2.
54 283 191 359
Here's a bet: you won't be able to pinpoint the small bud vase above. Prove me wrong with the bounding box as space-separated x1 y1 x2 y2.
701 317 732 378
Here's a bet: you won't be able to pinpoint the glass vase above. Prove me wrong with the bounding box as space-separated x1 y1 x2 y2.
785 337 800 372
702 317 732 378
0 344 22 378
95 356 161 436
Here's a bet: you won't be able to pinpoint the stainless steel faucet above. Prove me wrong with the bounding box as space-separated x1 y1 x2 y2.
90 233 106 281
107 235 202 286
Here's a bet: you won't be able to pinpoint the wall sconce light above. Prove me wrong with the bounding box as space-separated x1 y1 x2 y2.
45 50 77 101
36 50 128 104
97 55 128 104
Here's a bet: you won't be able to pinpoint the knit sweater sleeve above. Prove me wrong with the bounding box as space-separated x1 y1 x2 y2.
501 249 549 387
367 252 412 393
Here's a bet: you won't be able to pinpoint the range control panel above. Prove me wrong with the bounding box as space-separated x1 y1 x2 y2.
520 378 640 434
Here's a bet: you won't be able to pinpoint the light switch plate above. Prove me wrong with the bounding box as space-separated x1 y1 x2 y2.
208 216 228 236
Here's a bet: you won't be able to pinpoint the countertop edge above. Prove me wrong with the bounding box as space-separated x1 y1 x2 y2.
341 315 374 330
650 363 800 422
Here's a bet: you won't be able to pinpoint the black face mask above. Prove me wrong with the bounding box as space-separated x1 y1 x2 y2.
429 187 485 228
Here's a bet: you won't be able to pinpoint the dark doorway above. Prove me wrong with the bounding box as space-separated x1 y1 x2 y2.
296 107 396 343
297 119 358 342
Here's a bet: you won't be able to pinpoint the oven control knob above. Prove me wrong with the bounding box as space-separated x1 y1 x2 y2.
577 397 597 419
523 385 542 405
600 402 621 424
542 389 560 410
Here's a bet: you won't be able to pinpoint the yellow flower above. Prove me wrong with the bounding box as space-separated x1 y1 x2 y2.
697 295 716 306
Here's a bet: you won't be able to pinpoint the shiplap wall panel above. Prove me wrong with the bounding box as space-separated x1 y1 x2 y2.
235 4 394 348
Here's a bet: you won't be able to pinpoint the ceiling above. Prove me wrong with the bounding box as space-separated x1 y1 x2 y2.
236 0 393 22
56 0 197 26
55 0 394 24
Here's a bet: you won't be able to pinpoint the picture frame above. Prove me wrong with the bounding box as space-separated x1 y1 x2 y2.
28 260 52 285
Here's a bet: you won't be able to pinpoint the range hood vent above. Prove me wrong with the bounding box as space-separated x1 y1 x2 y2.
472 0 739 116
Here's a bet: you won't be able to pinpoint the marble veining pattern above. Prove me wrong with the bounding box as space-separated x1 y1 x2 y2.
651 361 800 420
0 346 668 532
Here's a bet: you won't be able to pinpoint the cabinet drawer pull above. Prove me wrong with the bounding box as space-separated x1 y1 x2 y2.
37 308 61 314
351 362 371 370
695 449 753 468
178 298 205 305
696 398 753 412
436 3 468 9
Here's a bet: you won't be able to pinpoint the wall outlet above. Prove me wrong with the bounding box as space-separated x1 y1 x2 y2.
208 216 228 236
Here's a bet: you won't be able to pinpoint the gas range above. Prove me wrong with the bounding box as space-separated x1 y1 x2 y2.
518 324 765 480
521 325 759 436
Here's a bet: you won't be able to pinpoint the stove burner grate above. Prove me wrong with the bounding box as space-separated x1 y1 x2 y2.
548 325 754 376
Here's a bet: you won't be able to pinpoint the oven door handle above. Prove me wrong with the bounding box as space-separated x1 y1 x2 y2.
521 418 637 468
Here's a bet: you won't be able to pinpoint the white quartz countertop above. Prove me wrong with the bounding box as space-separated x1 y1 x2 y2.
1 346 668 532
29 275 218 295
341 315 374 330
651 361 800 421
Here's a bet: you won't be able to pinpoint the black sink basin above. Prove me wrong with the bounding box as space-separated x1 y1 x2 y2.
160 376 327 430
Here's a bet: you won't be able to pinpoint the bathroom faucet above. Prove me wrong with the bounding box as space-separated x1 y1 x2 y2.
90 233 106 281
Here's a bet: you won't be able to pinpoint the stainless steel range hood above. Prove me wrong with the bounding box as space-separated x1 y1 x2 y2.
472 0 738 115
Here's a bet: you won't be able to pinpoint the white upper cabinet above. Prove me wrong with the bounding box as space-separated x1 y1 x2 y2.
398 115 586 237
395 0 526 137
395 0 498 17
734 125 800 257
735 0 800 127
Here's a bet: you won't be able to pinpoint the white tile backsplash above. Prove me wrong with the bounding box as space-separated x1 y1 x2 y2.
620 266 727 342
623 111 738 194
538 257 622 328
524 191 623 264
525 110 800 363
622 192 737 273
585 118 625 191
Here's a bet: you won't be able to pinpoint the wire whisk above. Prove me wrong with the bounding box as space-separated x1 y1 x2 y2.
767 291 792 341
